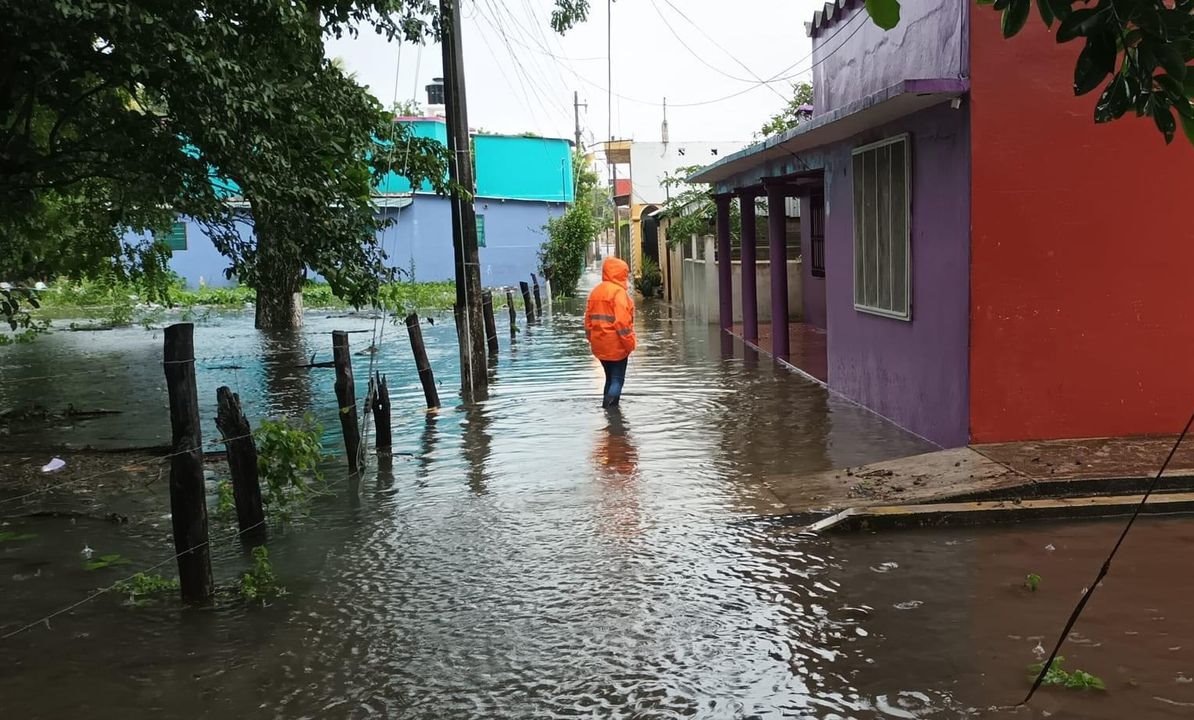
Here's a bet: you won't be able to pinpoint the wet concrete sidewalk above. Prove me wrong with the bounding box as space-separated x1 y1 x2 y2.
755 434 1194 518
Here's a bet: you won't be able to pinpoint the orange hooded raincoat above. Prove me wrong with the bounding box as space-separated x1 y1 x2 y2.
585 257 637 361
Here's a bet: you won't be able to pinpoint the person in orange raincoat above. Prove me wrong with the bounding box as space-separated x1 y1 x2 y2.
585 257 637 408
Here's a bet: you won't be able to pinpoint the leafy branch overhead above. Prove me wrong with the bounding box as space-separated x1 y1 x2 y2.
864 0 1194 144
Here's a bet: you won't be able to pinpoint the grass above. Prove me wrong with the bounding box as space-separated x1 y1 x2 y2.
1028 656 1106 691
26 276 460 326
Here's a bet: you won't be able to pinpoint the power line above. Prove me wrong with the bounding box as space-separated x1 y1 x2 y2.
648 0 785 101
560 9 868 109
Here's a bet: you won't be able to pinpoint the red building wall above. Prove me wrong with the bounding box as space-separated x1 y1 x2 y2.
970 12 1194 443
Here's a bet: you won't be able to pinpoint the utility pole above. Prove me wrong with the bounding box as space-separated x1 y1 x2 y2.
439 0 488 401
573 91 587 150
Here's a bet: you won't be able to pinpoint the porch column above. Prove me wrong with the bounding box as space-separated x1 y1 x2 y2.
766 183 790 358
738 189 759 344
714 193 733 332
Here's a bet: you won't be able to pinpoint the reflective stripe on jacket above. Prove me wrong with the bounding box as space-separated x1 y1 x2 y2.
585 257 637 361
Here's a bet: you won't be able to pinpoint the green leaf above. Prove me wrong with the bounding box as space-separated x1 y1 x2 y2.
1074 34 1117 95
1155 106 1177 143
1158 44 1188 82
1177 109 1194 146
1156 73 1185 100
1048 0 1074 22
1036 0 1055 28
1094 74 1131 122
1003 0 1031 37
865 0 901 30
1057 8 1103 43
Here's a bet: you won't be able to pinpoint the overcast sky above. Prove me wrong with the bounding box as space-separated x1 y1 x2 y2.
325 0 820 145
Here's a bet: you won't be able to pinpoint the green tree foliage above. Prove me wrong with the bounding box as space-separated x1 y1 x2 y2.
864 0 1194 145
0 1 460 331
658 165 762 249
757 82 815 138
0 0 595 333
540 152 600 297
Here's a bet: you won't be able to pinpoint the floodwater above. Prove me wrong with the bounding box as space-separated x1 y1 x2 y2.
1 272 1192 718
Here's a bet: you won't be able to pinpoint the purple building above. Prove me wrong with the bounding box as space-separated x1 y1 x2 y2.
690 0 969 447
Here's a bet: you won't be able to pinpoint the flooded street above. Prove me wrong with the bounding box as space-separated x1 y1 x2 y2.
2 273 1193 718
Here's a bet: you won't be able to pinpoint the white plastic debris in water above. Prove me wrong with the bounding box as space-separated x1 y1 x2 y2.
894 600 923 610
80 543 93 559
869 561 899 573
40 457 66 473
1033 641 1046 659
1045 543 1056 552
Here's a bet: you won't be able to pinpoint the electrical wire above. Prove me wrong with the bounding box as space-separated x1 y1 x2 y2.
563 9 868 109
1022 409 1194 706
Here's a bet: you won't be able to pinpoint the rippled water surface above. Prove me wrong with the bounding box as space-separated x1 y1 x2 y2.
2 272 1191 718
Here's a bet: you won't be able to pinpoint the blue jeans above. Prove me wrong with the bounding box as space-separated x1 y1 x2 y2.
601 358 628 407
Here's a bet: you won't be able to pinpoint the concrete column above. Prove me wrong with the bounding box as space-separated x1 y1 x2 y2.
714 194 733 332
738 190 759 344
703 234 717 324
766 184 790 358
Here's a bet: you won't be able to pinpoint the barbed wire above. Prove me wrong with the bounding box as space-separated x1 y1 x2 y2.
0 430 267 509
1 517 269 640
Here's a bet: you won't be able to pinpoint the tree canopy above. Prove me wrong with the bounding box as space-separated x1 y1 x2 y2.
756 82 814 139
0 0 592 331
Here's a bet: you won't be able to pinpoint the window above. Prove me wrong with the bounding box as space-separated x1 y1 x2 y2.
809 194 826 278
158 221 187 253
852 135 910 319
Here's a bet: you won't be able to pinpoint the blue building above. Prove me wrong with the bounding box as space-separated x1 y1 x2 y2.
164 117 574 289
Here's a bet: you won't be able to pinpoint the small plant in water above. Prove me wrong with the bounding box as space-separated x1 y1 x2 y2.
84 553 132 571
1028 656 1106 691
0 531 37 543
112 572 180 605
216 479 236 518
1025 573 1042 592
239 546 286 603
257 416 325 522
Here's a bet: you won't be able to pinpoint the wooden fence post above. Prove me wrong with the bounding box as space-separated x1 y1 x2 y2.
405 313 441 409
332 330 362 475
371 372 393 470
531 273 543 317
163 323 214 604
482 291 499 358
215 386 265 539
520 281 535 323
505 290 517 336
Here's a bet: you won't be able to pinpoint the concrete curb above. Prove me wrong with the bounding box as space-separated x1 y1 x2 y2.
807 491 1194 533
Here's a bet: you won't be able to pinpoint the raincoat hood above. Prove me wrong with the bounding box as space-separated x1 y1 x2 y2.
601 257 630 288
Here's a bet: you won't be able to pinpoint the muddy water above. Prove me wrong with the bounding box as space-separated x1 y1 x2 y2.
1 275 1189 718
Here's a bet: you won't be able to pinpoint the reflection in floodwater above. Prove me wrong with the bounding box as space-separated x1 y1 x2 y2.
19 273 1188 717
461 402 491 495
592 409 641 541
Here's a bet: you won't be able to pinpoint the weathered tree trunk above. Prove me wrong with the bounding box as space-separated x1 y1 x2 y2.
251 210 306 331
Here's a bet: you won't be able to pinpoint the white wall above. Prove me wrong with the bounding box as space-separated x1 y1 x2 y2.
629 141 748 206
681 235 803 325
